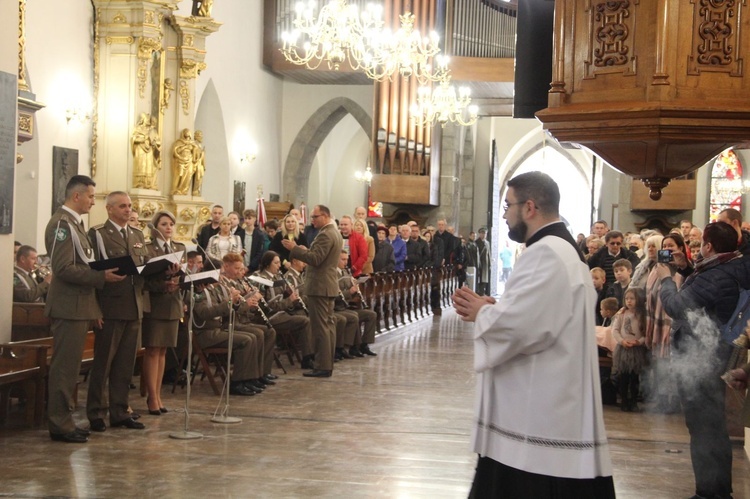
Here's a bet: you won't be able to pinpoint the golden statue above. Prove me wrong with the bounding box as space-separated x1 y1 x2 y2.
192 130 206 196
193 0 214 17
132 113 161 189
171 128 197 195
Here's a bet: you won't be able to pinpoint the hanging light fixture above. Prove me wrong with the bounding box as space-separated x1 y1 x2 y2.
280 0 384 71
410 76 479 128
361 12 449 83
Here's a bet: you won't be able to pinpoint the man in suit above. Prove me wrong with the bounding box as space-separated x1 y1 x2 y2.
44 175 125 443
282 204 342 377
13 245 51 302
86 191 149 432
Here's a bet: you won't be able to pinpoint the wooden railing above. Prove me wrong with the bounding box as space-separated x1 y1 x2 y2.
360 265 458 332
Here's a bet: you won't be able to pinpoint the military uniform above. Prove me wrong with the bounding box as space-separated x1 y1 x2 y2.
44 206 105 436
142 239 187 348
86 220 147 426
220 275 276 377
290 222 342 371
192 283 261 382
13 265 49 302
338 267 377 347
254 269 312 360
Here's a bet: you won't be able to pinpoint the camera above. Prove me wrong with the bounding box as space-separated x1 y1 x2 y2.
657 249 673 263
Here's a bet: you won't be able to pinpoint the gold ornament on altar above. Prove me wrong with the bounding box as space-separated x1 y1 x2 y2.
180 208 196 221
171 128 198 195
198 206 211 223
131 113 162 189
193 0 214 17
192 130 205 196
161 78 174 114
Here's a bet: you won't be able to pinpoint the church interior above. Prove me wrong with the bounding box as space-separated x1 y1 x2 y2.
3 0 750 496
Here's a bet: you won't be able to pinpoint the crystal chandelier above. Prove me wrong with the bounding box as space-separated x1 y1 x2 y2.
410 77 479 128
361 12 449 83
280 0 384 71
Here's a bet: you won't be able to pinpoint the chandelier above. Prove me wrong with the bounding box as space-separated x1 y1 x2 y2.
280 1 449 83
361 12 449 83
280 0 384 71
410 77 479 128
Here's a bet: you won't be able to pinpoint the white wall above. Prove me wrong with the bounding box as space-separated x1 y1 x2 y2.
0 0 19 342
176 0 284 209
17 0 93 249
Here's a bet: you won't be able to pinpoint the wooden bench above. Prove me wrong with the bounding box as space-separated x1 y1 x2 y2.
0 343 50 427
11 302 51 342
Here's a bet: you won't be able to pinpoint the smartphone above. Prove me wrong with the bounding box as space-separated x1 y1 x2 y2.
657 249 673 263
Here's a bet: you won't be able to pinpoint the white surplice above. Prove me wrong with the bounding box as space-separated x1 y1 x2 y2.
472 234 612 479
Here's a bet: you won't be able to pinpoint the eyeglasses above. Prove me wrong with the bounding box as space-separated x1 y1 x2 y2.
503 201 525 211
608 241 622 246
310 214 321 219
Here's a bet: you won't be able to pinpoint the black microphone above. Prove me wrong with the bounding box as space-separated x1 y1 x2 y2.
191 237 219 271
148 222 174 253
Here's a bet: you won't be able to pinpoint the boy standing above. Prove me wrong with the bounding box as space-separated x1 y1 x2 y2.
606 258 632 307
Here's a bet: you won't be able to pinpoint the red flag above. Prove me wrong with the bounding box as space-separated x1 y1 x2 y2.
256 197 266 227
299 202 307 225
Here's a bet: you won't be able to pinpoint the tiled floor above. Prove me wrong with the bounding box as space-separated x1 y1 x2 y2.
2 309 750 498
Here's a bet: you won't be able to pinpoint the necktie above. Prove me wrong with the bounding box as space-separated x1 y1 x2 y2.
121 228 128 241
164 243 171 254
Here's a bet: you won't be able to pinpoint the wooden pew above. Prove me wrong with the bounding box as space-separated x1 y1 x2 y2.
0 343 49 427
11 302 51 342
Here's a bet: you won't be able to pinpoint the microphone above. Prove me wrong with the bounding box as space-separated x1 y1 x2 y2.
148 222 174 253
192 237 219 271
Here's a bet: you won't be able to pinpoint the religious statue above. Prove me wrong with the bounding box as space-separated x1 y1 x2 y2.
193 0 214 17
192 130 206 196
171 128 197 195
161 78 174 114
132 112 161 189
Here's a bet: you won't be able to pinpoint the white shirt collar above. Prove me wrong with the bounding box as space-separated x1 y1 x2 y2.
61 205 82 224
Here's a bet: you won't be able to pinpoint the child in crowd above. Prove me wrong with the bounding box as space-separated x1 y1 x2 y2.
591 267 607 325
597 297 622 406
611 288 648 412
606 258 633 307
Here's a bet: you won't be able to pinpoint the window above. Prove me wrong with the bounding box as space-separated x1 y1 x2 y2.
709 148 743 222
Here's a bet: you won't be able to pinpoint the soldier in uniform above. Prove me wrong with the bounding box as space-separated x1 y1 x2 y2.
13 245 51 302
220 253 278 391
86 191 149 432
142 210 185 415
337 250 378 357
45 175 125 443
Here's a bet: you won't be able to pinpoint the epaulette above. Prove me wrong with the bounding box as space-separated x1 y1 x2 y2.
129 225 143 232
90 223 106 231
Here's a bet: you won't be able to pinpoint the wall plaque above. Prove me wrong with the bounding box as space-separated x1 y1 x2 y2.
0 71 17 234
52 146 79 214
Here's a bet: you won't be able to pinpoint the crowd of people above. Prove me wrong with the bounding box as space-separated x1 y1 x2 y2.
582 212 750 499
12 174 496 445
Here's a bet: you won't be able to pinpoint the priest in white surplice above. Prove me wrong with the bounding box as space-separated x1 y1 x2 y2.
453 172 615 498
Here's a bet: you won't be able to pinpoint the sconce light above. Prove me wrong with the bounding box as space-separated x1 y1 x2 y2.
354 165 373 185
65 106 91 124
240 145 258 164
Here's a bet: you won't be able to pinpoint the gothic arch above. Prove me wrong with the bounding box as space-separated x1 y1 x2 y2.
283 97 372 203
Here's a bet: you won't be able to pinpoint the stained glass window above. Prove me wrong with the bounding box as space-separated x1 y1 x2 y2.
709 148 743 222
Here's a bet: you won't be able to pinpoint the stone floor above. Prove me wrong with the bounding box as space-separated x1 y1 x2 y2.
2 309 750 498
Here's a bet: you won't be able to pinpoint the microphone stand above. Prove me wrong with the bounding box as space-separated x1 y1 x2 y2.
169 267 203 440
211 296 242 424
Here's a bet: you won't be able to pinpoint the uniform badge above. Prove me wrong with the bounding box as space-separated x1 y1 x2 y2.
133 243 143 249
55 227 68 241
13 275 20 286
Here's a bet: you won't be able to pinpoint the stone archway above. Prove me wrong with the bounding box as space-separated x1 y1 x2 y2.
283 97 372 204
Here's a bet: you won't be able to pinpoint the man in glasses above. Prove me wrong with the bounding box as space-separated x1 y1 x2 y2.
453 171 614 498
587 230 640 294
